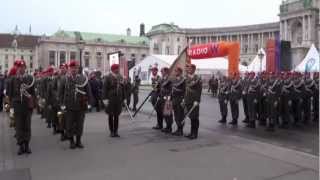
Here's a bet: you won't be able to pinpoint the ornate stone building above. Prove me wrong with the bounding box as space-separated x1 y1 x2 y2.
280 0 319 66
0 33 39 74
38 29 149 74
147 23 279 64
147 0 319 68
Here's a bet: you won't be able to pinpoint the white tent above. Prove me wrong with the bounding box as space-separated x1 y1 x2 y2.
294 44 320 72
130 54 248 85
246 48 266 72
129 55 176 85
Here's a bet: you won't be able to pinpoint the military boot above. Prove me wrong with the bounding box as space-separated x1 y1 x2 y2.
69 137 76 149
76 136 84 149
24 142 32 154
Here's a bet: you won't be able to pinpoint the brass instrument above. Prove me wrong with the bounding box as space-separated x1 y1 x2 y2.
4 96 10 112
57 110 65 130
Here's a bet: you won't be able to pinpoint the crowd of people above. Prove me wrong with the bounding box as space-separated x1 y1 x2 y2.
208 71 319 131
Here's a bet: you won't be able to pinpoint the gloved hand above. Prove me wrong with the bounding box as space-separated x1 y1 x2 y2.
87 104 92 109
123 100 127 104
288 100 292 106
103 100 109 106
61 105 66 111
224 100 228 104
9 108 14 118
180 100 185 107
254 99 258 104
193 101 199 106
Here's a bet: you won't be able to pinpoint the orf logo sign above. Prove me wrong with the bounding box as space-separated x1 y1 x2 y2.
305 58 316 72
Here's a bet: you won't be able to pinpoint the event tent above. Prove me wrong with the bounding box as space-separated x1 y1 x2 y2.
294 44 320 72
129 54 247 85
246 48 266 72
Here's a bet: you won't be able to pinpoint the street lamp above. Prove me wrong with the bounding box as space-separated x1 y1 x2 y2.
258 50 264 73
77 40 85 74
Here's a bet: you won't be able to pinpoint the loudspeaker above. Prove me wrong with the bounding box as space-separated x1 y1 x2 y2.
280 41 292 71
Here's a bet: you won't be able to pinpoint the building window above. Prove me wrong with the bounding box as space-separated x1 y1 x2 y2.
5 59 8 68
30 60 33 69
30 50 33 53
30 56 33 61
244 45 248 53
49 51 56 65
5 55 8 60
70 51 76 60
21 55 24 60
84 52 90 67
59 51 66 65
177 46 181 55
96 52 102 68
166 47 170 55
177 37 180 42
5 49 8 52
141 54 146 60
255 45 259 53
85 57 90 67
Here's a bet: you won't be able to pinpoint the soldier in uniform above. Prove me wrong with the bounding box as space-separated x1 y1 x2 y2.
246 72 259 128
218 76 229 124
150 67 163 130
89 72 102 112
102 64 125 138
303 73 314 124
241 72 250 123
312 72 319 123
8 60 35 155
183 64 202 139
57 63 68 141
45 67 58 133
62 61 92 149
229 73 241 125
159 67 173 133
280 72 294 129
123 77 132 110
266 72 280 131
132 75 141 111
292 72 304 126
172 67 186 136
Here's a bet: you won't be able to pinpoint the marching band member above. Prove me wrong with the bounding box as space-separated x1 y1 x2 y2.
8 60 35 155
62 60 92 149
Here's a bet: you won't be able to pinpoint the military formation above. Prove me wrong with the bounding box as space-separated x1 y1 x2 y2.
1 57 318 155
217 71 319 132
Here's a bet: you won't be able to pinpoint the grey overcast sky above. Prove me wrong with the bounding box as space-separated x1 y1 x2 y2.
0 0 282 36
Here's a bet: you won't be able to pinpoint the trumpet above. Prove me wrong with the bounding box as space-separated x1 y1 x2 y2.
4 96 10 112
57 111 64 128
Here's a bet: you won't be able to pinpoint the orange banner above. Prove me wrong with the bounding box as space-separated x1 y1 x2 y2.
188 42 240 76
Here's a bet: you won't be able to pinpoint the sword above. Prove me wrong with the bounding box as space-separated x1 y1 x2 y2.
181 102 199 125
133 91 153 117
124 102 134 121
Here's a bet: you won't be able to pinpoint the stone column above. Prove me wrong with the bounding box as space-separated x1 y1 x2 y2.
284 20 288 40
308 15 312 42
56 51 59 67
302 16 306 41
240 34 243 54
